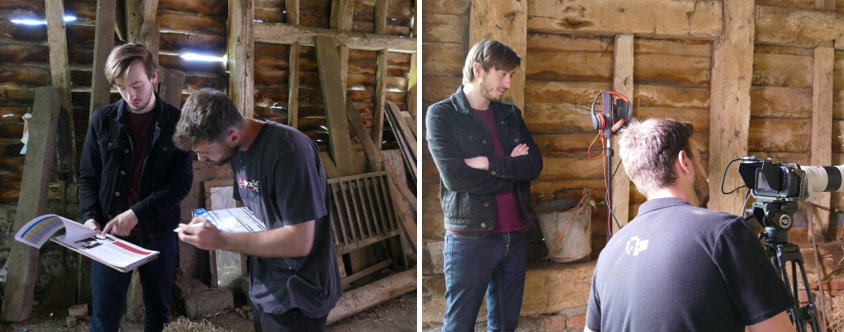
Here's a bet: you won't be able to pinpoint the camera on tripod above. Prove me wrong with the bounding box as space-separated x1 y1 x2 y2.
732 156 844 331
737 156 844 238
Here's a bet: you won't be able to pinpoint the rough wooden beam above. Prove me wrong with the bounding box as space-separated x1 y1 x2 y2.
708 0 754 215
227 0 255 118
346 102 383 172
327 266 416 325
611 34 633 232
46 0 77 207
1 86 61 322
810 46 834 234
816 0 836 11
384 165 417 247
125 0 141 43
286 0 299 25
407 52 417 119
287 42 300 128
254 22 417 53
527 0 722 40
158 69 185 107
90 0 117 117
315 36 355 176
330 0 353 101
372 50 388 150
469 0 527 110
375 0 388 35
139 0 159 53
756 6 844 50
114 0 126 42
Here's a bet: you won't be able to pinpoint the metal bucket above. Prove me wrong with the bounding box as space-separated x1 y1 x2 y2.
534 189 592 263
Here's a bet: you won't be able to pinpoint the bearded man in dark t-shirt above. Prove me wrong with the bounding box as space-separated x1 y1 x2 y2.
172 88 342 332
585 118 794 332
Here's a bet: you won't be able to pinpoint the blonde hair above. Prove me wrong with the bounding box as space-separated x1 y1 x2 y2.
104 43 158 85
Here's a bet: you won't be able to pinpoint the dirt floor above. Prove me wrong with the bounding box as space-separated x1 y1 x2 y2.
0 293 416 332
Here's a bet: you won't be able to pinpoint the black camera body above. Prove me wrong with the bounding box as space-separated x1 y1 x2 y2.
736 156 844 237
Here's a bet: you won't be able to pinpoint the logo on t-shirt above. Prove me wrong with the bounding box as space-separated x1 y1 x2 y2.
238 178 260 193
625 236 649 256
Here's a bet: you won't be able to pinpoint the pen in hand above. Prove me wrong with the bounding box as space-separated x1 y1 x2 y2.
173 223 207 233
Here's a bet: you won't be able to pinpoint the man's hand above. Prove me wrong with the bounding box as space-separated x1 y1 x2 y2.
177 217 225 251
510 143 529 157
102 209 139 237
464 156 489 170
84 219 101 231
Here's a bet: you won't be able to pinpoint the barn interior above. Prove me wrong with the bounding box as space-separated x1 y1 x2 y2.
421 0 844 331
0 0 418 330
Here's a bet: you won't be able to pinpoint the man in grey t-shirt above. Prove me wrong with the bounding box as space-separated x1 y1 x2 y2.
172 88 342 331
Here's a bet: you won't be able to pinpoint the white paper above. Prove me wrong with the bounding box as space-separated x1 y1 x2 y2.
54 233 158 271
15 214 96 249
193 207 267 233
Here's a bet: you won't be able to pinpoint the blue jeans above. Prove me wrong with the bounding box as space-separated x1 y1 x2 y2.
442 230 527 332
254 307 328 332
90 234 177 332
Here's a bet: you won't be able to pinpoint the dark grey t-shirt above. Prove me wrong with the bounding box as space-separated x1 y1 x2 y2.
232 121 342 318
586 198 793 332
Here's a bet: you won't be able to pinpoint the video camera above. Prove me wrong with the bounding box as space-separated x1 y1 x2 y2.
736 156 844 237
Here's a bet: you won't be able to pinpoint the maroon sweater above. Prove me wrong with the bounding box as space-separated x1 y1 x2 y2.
124 106 157 236
470 107 524 233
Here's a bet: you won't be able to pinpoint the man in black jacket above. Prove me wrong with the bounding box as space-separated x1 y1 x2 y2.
79 43 193 332
425 40 543 332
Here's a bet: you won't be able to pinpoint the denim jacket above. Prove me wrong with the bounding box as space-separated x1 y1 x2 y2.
78 92 193 237
425 86 543 232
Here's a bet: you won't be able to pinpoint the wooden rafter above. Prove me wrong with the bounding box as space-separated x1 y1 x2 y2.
254 22 417 53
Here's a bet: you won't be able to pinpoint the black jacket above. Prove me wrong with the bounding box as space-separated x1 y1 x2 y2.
79 92 193 237
425 86 543 232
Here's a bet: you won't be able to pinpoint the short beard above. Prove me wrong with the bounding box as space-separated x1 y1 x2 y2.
213 142 241 166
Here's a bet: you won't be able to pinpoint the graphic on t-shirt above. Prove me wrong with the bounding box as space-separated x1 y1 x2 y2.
238 178 259 194
625 236 649 256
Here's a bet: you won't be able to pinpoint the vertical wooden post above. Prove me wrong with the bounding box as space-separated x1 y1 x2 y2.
707 0 754 215
611 34 633 231
810 46 834 234
315 36 355 176
227 0 255 118
1 87 61 322
286 0 300 128
371 0 390 150
373 52 388 150
468 1 527 111
90 0 117 116
330 0 353 99
46 0 78 215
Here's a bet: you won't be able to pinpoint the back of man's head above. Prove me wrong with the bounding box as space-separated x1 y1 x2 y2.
104 43 157 85
173 88 244 151
618 118 695 197
462 40 521 85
